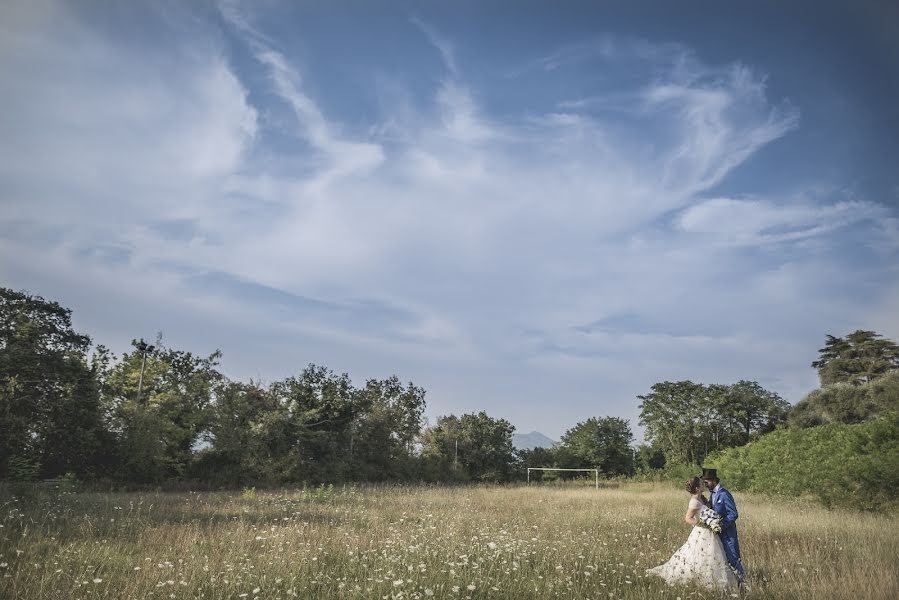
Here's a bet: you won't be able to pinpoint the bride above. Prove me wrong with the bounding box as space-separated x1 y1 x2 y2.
646 476 739 593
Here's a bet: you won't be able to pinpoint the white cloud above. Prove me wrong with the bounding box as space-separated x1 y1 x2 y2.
2 1 896 434
0 0 257 226
676 197 886 244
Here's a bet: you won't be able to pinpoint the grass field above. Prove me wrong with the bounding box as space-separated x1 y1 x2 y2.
1 483 896 599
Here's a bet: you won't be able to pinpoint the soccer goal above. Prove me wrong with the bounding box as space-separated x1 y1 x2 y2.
527 467 599 489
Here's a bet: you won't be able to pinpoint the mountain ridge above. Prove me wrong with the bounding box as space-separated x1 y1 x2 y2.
512 430 555 450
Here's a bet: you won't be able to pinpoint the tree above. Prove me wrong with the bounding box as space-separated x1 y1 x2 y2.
0 288 112 479
812 331 899 386
193 380 281 485
722 381 790 445
420 412 516 481
634 444 666 472
638 380 788 466
789 371 899 428
351 376 425 481
267 364 356 483
557 417 634 476
104 339 223 482
638 381 708 465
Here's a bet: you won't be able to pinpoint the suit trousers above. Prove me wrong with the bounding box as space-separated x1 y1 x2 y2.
720 529 744 579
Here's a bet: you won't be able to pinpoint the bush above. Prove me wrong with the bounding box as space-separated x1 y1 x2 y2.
706 412 899 510
7 456 40 482
630 462 700 485
789 371 899 427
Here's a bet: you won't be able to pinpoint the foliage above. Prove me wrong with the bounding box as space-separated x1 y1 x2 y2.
638 380 789 466
707 411 899 510
790 370 899 427
349 376 425 481
5 284 897 503
102 339 223 483
812 330 899 386
633 444 666 473
557 416 635 476
194 369 426 485
420 411 516 481
0 288 113 480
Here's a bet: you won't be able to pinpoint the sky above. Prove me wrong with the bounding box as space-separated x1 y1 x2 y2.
2 0 898 441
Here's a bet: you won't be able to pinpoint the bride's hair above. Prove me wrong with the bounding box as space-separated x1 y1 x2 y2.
685 476 702 495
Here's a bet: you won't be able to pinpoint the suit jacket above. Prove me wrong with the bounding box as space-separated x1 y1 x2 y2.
710 485 739 535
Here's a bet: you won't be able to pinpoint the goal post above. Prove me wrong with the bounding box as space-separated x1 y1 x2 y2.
527 467 599 490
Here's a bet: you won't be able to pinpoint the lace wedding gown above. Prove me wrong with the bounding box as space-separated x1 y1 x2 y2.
646 497 739 592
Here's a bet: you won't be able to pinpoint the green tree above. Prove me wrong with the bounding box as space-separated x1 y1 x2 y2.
0 288 112 479
721 380 790 445
638 380 708 465
420 412 516 481
351 376 425 481
812 330 899 386
193 381 281 485
266 364 356 482
105 339 223 482
634 443 666 472
557 417 635 476
638 380 787 466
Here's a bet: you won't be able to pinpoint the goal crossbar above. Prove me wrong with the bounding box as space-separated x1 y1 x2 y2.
527 467 599 489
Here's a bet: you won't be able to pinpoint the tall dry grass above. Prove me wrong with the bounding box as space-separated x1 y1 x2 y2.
0 482 895 599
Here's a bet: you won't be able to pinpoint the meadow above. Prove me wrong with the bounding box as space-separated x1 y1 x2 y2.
1 483 896 600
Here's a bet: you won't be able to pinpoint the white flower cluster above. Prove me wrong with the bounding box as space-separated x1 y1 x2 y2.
697 507 723 534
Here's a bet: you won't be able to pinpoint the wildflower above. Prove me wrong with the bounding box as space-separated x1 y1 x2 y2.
467 584 476 591
425 589 434 596
92 578 103 584
393 579 404 586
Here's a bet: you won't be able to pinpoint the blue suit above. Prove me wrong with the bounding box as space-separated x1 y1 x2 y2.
710 484 744 581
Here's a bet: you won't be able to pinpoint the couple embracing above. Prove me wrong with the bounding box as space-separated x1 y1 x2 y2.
647 468 745 593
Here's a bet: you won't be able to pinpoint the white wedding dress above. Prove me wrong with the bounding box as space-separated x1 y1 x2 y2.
646 497 739 592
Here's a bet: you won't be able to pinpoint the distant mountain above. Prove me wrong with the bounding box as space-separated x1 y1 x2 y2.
513 431 555 450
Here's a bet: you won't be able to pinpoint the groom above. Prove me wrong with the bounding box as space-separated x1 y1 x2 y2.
702 467 745 583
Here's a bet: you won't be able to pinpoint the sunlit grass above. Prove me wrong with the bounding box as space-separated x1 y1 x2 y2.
1 483 896 599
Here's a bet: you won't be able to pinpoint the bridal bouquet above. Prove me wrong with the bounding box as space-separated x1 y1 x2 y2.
697 507 723 533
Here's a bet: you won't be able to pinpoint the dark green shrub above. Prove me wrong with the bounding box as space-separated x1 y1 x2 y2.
707 412 899 510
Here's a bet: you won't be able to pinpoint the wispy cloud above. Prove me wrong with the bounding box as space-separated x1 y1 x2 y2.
411 16 458 75
2 0 896 434
677 197 886 244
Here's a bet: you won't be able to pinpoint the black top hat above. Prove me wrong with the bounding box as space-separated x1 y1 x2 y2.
701 467 718 480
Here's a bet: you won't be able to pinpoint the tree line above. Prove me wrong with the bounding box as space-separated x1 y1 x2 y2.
2 286 897 490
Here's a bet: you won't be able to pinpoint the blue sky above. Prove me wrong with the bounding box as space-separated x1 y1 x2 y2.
2 0 898 440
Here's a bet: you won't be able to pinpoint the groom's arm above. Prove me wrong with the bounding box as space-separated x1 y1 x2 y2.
720 490 738 526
